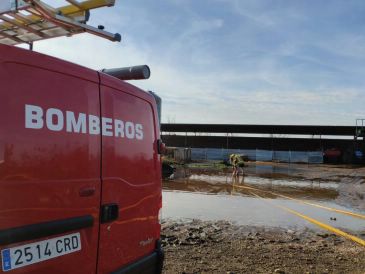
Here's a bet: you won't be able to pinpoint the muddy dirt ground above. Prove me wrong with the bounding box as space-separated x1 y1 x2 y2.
162 163 365 273
162 220 365 274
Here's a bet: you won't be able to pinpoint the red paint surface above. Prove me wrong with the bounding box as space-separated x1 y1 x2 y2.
97 74 161 273
0 44 161 273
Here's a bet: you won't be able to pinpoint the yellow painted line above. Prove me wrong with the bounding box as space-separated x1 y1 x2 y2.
234 184 365 220
270 191 365 220
249 191 365 247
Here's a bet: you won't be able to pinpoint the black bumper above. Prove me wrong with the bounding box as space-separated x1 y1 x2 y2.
111 240 164 274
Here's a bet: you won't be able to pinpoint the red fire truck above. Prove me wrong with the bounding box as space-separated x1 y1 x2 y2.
0 1 164 273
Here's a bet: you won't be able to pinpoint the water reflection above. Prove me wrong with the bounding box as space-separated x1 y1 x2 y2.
165 170 339 201
162 168 365 233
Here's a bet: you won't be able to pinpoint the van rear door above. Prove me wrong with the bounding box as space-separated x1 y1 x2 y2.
97 75 161 273
0 45 101 273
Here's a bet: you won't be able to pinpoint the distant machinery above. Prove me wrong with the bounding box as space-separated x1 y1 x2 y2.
352 119 365 163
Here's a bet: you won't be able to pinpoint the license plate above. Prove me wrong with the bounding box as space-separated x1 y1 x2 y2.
1 233 81 272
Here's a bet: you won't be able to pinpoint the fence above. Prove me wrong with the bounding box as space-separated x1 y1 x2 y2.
190 148 323 164
173 148 192 162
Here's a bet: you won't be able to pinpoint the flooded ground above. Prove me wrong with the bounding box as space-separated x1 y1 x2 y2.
162 162 365 273
162 163 365 235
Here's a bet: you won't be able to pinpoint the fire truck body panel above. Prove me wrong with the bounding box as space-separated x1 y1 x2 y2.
97 75 161 273
0 44 162 274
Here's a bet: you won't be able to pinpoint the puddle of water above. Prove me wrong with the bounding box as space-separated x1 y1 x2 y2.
254 164 300 176
163 170 365 234
166 173 339 201
163 190 312 230
162 190 365 233
188 174 338 189
175 163 305 176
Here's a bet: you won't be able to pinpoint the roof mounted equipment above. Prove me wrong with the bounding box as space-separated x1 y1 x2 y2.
102 65 151 81
0 0 121 47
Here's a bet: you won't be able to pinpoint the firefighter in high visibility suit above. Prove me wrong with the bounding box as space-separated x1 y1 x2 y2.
229 154 245 176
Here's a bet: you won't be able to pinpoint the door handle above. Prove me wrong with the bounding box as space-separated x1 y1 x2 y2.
100 204 119 224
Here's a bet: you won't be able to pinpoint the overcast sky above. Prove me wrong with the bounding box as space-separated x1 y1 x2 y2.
32 0 365 125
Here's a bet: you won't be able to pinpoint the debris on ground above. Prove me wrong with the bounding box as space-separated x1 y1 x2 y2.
162 219 365 274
